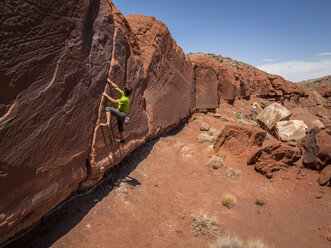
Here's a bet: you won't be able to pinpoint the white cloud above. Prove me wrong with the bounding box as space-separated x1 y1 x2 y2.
316 52 331 56
262 59 275 62
258 59 331 82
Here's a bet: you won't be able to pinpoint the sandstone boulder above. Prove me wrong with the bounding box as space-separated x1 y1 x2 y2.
257 102 291 130
0 0 117 243
301 128 331 170
247 143 302 178
200 122 210 131
214 123 267 156
275 120 307 143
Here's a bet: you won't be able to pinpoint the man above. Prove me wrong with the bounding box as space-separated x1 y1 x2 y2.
100 78 132 143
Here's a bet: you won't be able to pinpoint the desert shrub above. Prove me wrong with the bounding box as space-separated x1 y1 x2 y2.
210 235 244 248
226 168 241 180
235 111 244 119
208 155 224 169
255 197 267 206
222 193 237 209
198 129 219 143
246 239 274 248
222 116 235 122
209 128 220 137
237 119 259 127
198 133 213 143
191 212 219 237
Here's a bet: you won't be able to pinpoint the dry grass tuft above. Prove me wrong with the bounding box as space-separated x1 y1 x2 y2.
198 128 219 143
255 196 267 206
222 116 235 122
226 168 241 180
210 235 244 248
198 133 213 143
246 238 274 248
208 155 224 169
191 212 220 237
222 193 237 209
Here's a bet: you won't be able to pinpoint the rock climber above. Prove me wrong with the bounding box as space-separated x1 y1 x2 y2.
100 78 132 143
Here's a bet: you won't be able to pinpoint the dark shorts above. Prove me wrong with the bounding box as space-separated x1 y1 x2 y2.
105 107 126 132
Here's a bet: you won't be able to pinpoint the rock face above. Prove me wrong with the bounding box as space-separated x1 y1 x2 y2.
301 128 331 170
275 120 307 143
0 0 117 243
192 56 219 109
247 143 302 178
214 123 267 156
86 14 194 186
257 102 292 130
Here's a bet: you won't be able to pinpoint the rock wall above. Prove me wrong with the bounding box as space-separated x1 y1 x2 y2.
0 1 194 243
0 0 116 243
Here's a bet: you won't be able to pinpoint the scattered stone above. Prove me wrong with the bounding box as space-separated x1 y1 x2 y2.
200 122 210 131
313 193 322 199
86 224 91 228
275 120 307 143
247 142 302 178
318 165 331 186
257 102 291 130
214 113 221 118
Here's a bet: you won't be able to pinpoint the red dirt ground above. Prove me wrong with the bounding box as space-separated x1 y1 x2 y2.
4 106 331 248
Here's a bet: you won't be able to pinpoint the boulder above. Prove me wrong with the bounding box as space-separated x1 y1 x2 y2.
247 143 302 178
214 123 267 156
275 120 307 143
0 0 116 243
200 122 210 131
257 102 291 130
301 128 331 170
87 14 195 186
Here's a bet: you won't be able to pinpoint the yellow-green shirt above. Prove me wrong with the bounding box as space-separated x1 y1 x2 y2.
117 90 130 114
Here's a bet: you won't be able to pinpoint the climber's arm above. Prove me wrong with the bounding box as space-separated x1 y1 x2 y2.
107 78 122 94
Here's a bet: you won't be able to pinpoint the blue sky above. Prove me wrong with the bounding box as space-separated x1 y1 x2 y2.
112 0 331 82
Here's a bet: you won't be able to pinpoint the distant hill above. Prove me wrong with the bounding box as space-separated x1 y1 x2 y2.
298 75 331 98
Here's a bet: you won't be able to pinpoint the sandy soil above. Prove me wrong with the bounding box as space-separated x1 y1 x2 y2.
4 107 331 248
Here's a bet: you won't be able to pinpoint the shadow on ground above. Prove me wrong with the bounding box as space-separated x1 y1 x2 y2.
1 120 188 248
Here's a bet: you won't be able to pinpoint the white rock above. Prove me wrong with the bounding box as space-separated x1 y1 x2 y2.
312 119 325 129
275 120 307 143
257 102 291 130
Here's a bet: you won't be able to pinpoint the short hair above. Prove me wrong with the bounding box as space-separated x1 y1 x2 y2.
124 85 132 96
